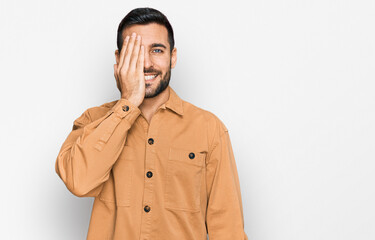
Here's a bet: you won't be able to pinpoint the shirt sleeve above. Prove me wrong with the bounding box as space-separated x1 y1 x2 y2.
205 128 249 240
55 98 141 197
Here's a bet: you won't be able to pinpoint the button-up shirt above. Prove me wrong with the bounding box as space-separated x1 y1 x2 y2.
55 86 249 240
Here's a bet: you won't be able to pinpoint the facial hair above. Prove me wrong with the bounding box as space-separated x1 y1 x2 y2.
144 61 171 98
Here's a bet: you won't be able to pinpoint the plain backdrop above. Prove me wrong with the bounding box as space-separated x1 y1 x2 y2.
0 0 374 239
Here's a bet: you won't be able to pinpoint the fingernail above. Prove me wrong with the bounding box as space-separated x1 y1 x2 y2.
125 36 130 41
131 32 136 37
136 35 141 40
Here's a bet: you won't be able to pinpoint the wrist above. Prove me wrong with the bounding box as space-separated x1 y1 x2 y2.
123 96 140 107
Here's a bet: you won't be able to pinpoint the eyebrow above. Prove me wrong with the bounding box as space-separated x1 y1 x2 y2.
150 43 167 49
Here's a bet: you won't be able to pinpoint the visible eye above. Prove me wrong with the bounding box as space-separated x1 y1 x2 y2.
152 49 163 53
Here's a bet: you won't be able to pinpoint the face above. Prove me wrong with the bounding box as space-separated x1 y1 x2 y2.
115 23 177 98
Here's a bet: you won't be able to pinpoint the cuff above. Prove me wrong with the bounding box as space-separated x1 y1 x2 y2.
109 98 141 122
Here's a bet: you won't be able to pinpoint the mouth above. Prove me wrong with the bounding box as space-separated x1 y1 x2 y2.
144 74 159 82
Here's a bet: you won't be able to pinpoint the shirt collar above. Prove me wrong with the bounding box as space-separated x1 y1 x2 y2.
160 86 184 116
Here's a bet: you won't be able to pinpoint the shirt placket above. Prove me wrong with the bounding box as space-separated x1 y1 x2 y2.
139 109 165 240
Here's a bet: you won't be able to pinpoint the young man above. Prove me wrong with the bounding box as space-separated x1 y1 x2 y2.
55 7 249 240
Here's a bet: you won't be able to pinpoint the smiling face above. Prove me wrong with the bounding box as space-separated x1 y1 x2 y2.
115 23 177 98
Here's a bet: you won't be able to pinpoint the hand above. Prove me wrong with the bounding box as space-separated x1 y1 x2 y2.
114 32 145 107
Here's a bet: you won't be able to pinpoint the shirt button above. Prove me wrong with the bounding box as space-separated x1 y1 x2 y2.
146 171 153 178
189 152 195 159
148 138 154 145
144 205 151 212
122 105 129 112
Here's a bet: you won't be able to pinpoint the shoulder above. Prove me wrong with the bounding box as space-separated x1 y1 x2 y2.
183 100 232 156
184 100 228 131
182 100 229 147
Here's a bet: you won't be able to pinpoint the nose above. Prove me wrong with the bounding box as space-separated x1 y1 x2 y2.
143 50 153 69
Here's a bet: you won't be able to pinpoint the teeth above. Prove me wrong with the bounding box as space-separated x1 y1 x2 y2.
145 74 157 80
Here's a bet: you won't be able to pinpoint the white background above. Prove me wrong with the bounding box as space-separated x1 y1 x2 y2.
0 0 374 239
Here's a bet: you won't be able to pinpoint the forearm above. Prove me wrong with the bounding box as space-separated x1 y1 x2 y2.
55 98 141 197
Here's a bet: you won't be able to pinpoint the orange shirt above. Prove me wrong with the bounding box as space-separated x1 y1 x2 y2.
55 86 248 240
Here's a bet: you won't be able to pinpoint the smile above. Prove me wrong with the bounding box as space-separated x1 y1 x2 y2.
145 74 158 81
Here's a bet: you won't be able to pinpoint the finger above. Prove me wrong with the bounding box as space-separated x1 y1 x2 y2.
136 45 145 76
118 35 130 69
121 32 137 72
129 34 141 70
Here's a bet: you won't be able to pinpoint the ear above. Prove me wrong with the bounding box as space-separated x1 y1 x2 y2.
115 49 120 64
114 49 121 93
171 47 177 69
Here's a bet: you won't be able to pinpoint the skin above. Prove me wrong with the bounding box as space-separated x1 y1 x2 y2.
114 23 177 123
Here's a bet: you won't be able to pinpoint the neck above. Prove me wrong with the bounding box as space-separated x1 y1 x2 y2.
139 87 170 116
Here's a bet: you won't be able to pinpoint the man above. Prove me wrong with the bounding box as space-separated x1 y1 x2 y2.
55 7 248 240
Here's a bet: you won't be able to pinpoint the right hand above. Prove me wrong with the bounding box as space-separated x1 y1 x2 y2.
114 32 145 107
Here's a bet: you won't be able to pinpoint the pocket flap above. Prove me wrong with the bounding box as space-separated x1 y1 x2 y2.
169 147 206 167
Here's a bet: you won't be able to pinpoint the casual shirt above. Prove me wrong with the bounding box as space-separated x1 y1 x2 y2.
55 86 249 240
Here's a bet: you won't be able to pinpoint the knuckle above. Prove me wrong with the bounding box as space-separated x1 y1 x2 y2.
119 69 126 76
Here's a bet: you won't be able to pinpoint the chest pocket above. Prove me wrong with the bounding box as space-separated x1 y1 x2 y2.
164 147 206 212
99 145 134 207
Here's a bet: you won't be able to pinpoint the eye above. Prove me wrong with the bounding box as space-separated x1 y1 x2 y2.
152 49 163 53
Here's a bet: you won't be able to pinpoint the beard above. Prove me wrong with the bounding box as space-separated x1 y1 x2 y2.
144 62 171 98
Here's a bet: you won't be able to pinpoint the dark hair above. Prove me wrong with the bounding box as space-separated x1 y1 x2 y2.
117 7 175 53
